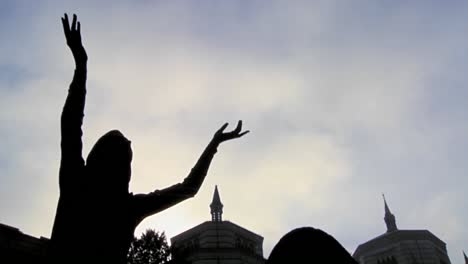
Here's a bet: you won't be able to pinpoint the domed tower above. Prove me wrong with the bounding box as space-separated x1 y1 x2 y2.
171 185 265 264
353 195 451 264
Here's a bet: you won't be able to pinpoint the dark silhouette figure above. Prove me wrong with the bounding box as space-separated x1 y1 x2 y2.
49 14 248 264
266 227 358 264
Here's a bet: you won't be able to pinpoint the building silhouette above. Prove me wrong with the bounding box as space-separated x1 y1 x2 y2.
171 186 266 264
0 223 48 264
1 192 461 263
353 195 452 264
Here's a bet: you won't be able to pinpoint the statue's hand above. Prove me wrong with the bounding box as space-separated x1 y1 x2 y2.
213 121 249 143
61 13 87 65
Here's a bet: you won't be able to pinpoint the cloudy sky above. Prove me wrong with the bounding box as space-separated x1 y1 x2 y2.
1 0 467 262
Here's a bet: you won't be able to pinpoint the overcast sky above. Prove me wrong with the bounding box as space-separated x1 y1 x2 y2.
1 0 467 263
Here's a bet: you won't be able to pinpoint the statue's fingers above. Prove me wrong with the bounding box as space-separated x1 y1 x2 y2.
71 14 77 31
77 21 81 34
72 14 77 31
238 130 250 137
234 120 242 133
61 17 66 33
218 123 229 133
62 14 70 35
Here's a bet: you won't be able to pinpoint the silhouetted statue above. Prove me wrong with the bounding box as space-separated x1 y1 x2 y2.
266 227 358 264
48 14 248 264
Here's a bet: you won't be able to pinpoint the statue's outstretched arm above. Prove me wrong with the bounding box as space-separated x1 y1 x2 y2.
134 121 249 220
59 14 88 191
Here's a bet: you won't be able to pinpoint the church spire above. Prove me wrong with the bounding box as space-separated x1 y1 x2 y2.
383 194 398 233
210 185 223 222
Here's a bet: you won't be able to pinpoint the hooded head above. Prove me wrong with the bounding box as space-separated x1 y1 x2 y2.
86 130 133 194
267 227 358 264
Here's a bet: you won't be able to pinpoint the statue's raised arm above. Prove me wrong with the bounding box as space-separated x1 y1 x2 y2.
58 13 88 192
133 121 249 220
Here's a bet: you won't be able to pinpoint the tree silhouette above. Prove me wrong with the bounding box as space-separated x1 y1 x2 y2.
127 229 171 264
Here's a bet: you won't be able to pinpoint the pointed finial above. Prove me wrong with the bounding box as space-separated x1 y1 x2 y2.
383 193 392 214
382 194 398 233
210 185 223 222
